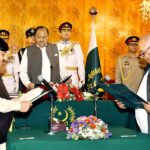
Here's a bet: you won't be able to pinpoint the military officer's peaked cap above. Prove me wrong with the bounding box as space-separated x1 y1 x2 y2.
25 28 35 38
125 36 140 45
0 30 10 39
0 38 9 52
59 22 72 31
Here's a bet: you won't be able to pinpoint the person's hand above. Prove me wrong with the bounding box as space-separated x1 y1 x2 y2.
143 102 150 113
20 101 32 112
65 78 72 84
49 82 59 92
28 82 35 89
114 100 126 109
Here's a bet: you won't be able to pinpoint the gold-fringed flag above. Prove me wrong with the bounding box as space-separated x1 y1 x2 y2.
85 20 103 91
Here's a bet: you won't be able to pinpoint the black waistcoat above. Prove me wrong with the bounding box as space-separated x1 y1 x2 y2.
0 77 13 143
27 44 60 84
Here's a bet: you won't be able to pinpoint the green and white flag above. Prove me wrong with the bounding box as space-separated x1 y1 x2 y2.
85 21 103 91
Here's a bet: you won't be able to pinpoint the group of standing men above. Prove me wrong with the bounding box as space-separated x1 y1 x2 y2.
19 22 85 92
1 22 85 94
0 22 85 150
2 21 150 149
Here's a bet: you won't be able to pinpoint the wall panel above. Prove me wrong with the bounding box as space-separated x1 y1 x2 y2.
0 0 149 79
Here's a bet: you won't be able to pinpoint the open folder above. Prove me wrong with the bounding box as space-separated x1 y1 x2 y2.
98 83 148 109
18 87 50 103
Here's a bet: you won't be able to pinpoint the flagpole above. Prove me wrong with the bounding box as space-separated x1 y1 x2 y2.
89 7 97 20
89 7 98 117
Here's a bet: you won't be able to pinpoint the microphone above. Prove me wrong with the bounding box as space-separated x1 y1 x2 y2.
38 75 56 95
50 65 53 70
61 75 72 83
102 75 111 84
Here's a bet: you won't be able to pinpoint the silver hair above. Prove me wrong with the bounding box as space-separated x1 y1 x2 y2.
139 34 150 51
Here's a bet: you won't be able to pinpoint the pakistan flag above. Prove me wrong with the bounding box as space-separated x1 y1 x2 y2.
85 21 103 91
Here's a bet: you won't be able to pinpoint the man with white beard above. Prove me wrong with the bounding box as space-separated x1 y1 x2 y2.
0 38 32 150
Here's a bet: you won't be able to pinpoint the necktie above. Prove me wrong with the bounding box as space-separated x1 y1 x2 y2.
147 69 150 133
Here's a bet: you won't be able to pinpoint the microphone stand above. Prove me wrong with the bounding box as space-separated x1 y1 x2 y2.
90 88 98 117
93 93 97 117
47 93 55 135
47 65 55 135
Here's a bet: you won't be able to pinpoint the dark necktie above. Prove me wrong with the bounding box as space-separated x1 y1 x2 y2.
147 69 150 133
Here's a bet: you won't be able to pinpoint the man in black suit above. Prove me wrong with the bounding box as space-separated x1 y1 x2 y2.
0 38 32 150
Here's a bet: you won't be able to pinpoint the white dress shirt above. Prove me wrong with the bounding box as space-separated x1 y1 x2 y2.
20 45 51 88
135 69 149 134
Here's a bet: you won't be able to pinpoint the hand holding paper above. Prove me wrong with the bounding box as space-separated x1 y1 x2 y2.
18 87 50 103
143 102 150 113
114 100 126 109
98 83 148 109
20 101 32 112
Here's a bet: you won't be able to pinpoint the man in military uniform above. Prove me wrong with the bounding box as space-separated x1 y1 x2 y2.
57 22 85 88
0 30 20 96
0 30 10 43
115 36 144 93
18 28 36 92
18 28 36 63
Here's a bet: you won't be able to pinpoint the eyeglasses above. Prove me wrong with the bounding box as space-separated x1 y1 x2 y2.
139 47 150 58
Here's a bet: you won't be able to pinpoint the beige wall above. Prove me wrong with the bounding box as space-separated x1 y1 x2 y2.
0 0 149 79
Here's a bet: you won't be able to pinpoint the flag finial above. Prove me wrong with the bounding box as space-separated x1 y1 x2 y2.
89 7 98 16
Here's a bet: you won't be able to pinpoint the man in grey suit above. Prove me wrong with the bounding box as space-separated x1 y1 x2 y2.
20 26 60 90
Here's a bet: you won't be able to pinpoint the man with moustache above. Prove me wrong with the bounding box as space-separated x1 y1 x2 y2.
20 26 60 90
116 34 150 134
56 22 85 88
115 36 144 93
0 38 32 150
